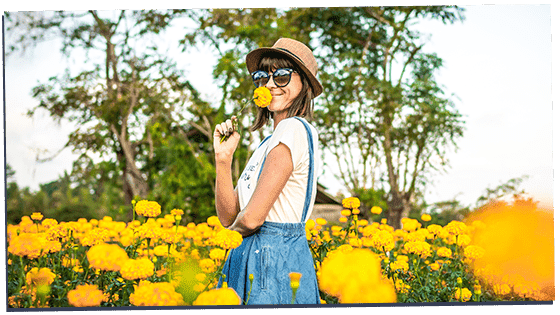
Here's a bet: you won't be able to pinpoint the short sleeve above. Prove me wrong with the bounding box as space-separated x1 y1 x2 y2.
265 118 308 170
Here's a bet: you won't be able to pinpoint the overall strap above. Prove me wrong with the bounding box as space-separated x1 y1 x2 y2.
293 117 314 223
256 135 271 180
256 118 314 223
258 135 272 149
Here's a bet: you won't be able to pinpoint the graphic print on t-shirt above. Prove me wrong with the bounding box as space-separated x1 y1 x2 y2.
240 161 259 190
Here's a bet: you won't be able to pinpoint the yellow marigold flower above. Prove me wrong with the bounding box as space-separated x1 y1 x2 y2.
403 241 432 258
26 268 56 286
45 223 74 242
87 243 129 272
206 216 222 228
352 209 360 215
437 247 453 258
316 218 327 225
340 209 351 217
318 248 396 303
134 222 162 241
153 244 173 257
199 258 216 273
401 218 421 232
211 229 243 250
195 273 206 282
390 259 409 272
348 237 362 247
427 224 443 236
160 230 181 245
44 240 62 254
444 220 468 236
429 262 440 271
457 234 471 247
474 284 482 295
135 200 162 217
289 272 302 290
254 87 272 108
120 258 155 281
209 248 227 262
305 219 316 230
455 288 472 302
30 212 44 221
171 209 184 217
342 197 360 209
421 214 432 222
67 284 105 307
193 287 241 305
81 228 111 247
370 206 382 215
8 233 45 259
41 218 58 229
339 217 348 223
366 229 395 252
129 281 185 306
357 219 368 226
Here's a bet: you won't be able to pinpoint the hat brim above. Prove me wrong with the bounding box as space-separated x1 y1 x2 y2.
246 47 323 98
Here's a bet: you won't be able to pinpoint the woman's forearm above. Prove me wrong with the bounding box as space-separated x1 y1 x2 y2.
227 209 261 237
215 158 239 227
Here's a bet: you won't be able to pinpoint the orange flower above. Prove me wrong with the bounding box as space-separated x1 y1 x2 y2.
254 87 272 108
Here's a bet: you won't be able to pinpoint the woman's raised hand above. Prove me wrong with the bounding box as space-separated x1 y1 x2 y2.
213 116 240 163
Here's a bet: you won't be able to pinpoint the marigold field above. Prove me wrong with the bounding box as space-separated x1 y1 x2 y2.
6 197 554 308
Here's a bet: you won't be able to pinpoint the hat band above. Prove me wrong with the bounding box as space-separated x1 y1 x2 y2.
276 48 304 64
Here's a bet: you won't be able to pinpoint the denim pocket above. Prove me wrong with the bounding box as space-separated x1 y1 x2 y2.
260 246 270 290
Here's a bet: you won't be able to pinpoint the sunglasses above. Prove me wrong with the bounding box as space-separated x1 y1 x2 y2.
251 68 297 88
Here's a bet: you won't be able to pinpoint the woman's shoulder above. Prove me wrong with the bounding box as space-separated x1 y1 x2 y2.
276 117 316 135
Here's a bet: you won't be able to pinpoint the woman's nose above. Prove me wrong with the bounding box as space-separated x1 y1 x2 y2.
265 74 276 88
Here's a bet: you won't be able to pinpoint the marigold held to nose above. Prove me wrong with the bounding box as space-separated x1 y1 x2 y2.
254 87 272 108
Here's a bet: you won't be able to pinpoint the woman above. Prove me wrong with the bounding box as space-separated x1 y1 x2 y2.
213 38 323 305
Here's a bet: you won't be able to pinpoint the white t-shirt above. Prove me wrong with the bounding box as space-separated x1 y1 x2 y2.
237 117 320 223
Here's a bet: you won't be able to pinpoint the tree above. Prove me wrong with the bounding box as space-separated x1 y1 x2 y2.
5 10 217 218
292 7 464 227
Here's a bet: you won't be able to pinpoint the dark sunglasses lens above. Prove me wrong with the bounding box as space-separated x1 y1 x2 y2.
252 71 269 87
273 69 292 87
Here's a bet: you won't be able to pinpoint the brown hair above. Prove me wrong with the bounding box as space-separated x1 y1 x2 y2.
250 52 314 131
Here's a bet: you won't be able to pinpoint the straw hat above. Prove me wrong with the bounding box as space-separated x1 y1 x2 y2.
246 38 323 98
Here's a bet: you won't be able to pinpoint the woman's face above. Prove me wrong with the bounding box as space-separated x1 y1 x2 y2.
264 68 302 119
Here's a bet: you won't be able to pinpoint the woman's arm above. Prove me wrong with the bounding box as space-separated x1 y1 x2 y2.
227 142 293 236
213 118 241 227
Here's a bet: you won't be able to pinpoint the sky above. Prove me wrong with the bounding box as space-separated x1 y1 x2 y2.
1 2 557 213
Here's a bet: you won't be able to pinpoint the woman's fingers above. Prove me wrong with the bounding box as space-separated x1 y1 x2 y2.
215 118 237 139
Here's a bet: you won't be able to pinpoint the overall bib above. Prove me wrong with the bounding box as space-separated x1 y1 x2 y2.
218 117 321 305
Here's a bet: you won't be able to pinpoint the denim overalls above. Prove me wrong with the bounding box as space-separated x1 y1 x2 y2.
218 117 321 305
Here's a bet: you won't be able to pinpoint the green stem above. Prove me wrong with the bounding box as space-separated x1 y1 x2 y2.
245 276 253 305
220 97 255 143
